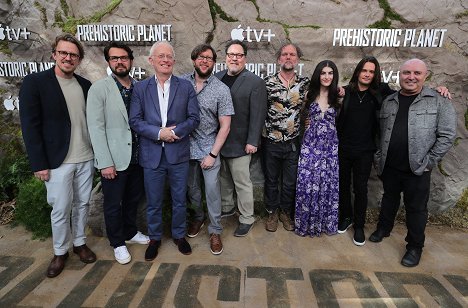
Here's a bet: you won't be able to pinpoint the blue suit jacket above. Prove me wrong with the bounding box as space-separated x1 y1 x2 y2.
129 75 200 169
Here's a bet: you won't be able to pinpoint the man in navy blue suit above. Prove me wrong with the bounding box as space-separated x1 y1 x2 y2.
130 42 200 260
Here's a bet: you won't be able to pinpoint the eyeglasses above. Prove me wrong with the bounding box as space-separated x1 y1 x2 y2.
196 55 214 62
227 53 245 59
55 50 80 60
109 56 130 62
152 54 174 60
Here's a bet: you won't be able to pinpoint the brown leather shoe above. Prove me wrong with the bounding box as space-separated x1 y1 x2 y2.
73 244 97 263
209 233 223 255
279 211 294 231
47 252 69 278
187 220 205 238
265 209 279 232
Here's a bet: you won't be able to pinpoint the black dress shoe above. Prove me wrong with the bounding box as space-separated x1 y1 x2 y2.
369 229 390 242
145 240 161 261
47 252 69 278
173 238 192 255
401 248 422 267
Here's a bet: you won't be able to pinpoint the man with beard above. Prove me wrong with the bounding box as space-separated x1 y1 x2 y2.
20 34 96 277
215 40 267 237
263 43 308 232
181 44 234 254
87 42 149 265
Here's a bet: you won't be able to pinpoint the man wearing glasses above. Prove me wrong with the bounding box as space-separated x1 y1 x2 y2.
87 41 150 265
19 34 96 278
215 40 268 237
130 42 199 260
181 44 234 254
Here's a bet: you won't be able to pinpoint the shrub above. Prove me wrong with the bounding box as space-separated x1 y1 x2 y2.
15 177 52 239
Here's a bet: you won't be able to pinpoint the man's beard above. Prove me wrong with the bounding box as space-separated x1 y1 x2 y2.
111 65 131 77
195 65 213 78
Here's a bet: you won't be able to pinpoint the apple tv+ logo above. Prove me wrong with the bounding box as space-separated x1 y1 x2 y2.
230 25 275 42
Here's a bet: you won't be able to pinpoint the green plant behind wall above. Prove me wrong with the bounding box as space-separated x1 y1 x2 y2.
15 177 52 239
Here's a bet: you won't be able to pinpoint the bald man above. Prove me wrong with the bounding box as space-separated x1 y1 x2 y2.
370 59 456 267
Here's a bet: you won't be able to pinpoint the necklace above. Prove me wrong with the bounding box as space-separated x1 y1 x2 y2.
357 91 367 103
279 72 295 88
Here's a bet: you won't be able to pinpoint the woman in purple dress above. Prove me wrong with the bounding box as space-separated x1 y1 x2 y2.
295 60 340 237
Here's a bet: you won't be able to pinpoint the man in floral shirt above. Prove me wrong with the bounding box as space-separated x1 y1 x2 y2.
262 43 309 232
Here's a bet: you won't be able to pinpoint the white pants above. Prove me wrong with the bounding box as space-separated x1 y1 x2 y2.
45 160 94 255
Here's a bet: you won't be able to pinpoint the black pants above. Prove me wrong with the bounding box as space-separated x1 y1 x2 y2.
262 137 300 215
338 150 373 228
101 164 144 248
377 167 431 250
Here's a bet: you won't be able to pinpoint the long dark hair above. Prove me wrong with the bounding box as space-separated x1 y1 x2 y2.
348 56 381 96
305 60 340 110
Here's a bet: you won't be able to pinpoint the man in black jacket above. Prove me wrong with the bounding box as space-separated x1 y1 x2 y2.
19 34 96 278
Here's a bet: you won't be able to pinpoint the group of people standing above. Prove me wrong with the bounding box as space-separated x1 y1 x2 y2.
18 33 456 279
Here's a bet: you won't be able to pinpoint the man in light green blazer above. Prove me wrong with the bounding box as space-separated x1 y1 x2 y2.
87 41 149 265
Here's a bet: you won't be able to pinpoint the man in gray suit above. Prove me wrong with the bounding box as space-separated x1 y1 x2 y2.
87 42 149 265
215 40 267 237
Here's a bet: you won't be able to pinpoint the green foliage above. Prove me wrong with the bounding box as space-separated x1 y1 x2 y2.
456 188 468 211
368 19 391 29
368 0 404 29
15 177 52 239
208 0 238 22
33 1 47 27
465 109 468 130
0 114 31 202
0 41 12 56
455 10 468 19
60 0 69 16
454 137 461 146
54 0 123 34
54 8 63 24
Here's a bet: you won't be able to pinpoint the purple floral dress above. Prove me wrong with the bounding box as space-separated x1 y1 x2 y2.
294 102 339 237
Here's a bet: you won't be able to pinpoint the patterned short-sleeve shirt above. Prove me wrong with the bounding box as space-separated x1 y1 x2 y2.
181 72 235 160
263 72 309 142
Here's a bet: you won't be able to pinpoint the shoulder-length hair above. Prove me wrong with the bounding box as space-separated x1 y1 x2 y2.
348 56 381 95
305 60 340 110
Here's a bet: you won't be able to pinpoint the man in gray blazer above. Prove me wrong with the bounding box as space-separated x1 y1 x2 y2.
87 42 149 265
215 40 267 237
370 58 456 267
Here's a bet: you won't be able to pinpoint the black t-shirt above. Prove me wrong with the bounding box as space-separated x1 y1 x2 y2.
385 93 418 173
339 90 377 153
221 71 241 89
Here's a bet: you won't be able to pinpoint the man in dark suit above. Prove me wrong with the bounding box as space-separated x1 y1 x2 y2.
19 34 96 278
215 40 267 237
130 42 200 260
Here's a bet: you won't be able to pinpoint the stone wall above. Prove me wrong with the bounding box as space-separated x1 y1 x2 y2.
1 0 467 221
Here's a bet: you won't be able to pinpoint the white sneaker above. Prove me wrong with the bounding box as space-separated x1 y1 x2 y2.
126 231 150 244
114 246 131 264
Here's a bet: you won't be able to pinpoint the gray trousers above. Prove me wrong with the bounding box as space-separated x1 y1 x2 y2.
187 157 222 234
220 155 255 225
45 160 94 255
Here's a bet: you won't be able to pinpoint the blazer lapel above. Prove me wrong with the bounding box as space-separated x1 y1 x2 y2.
107 76 129 122
167 76 178 111
148 76 161 119
48 67 70 118
230 69 247 94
